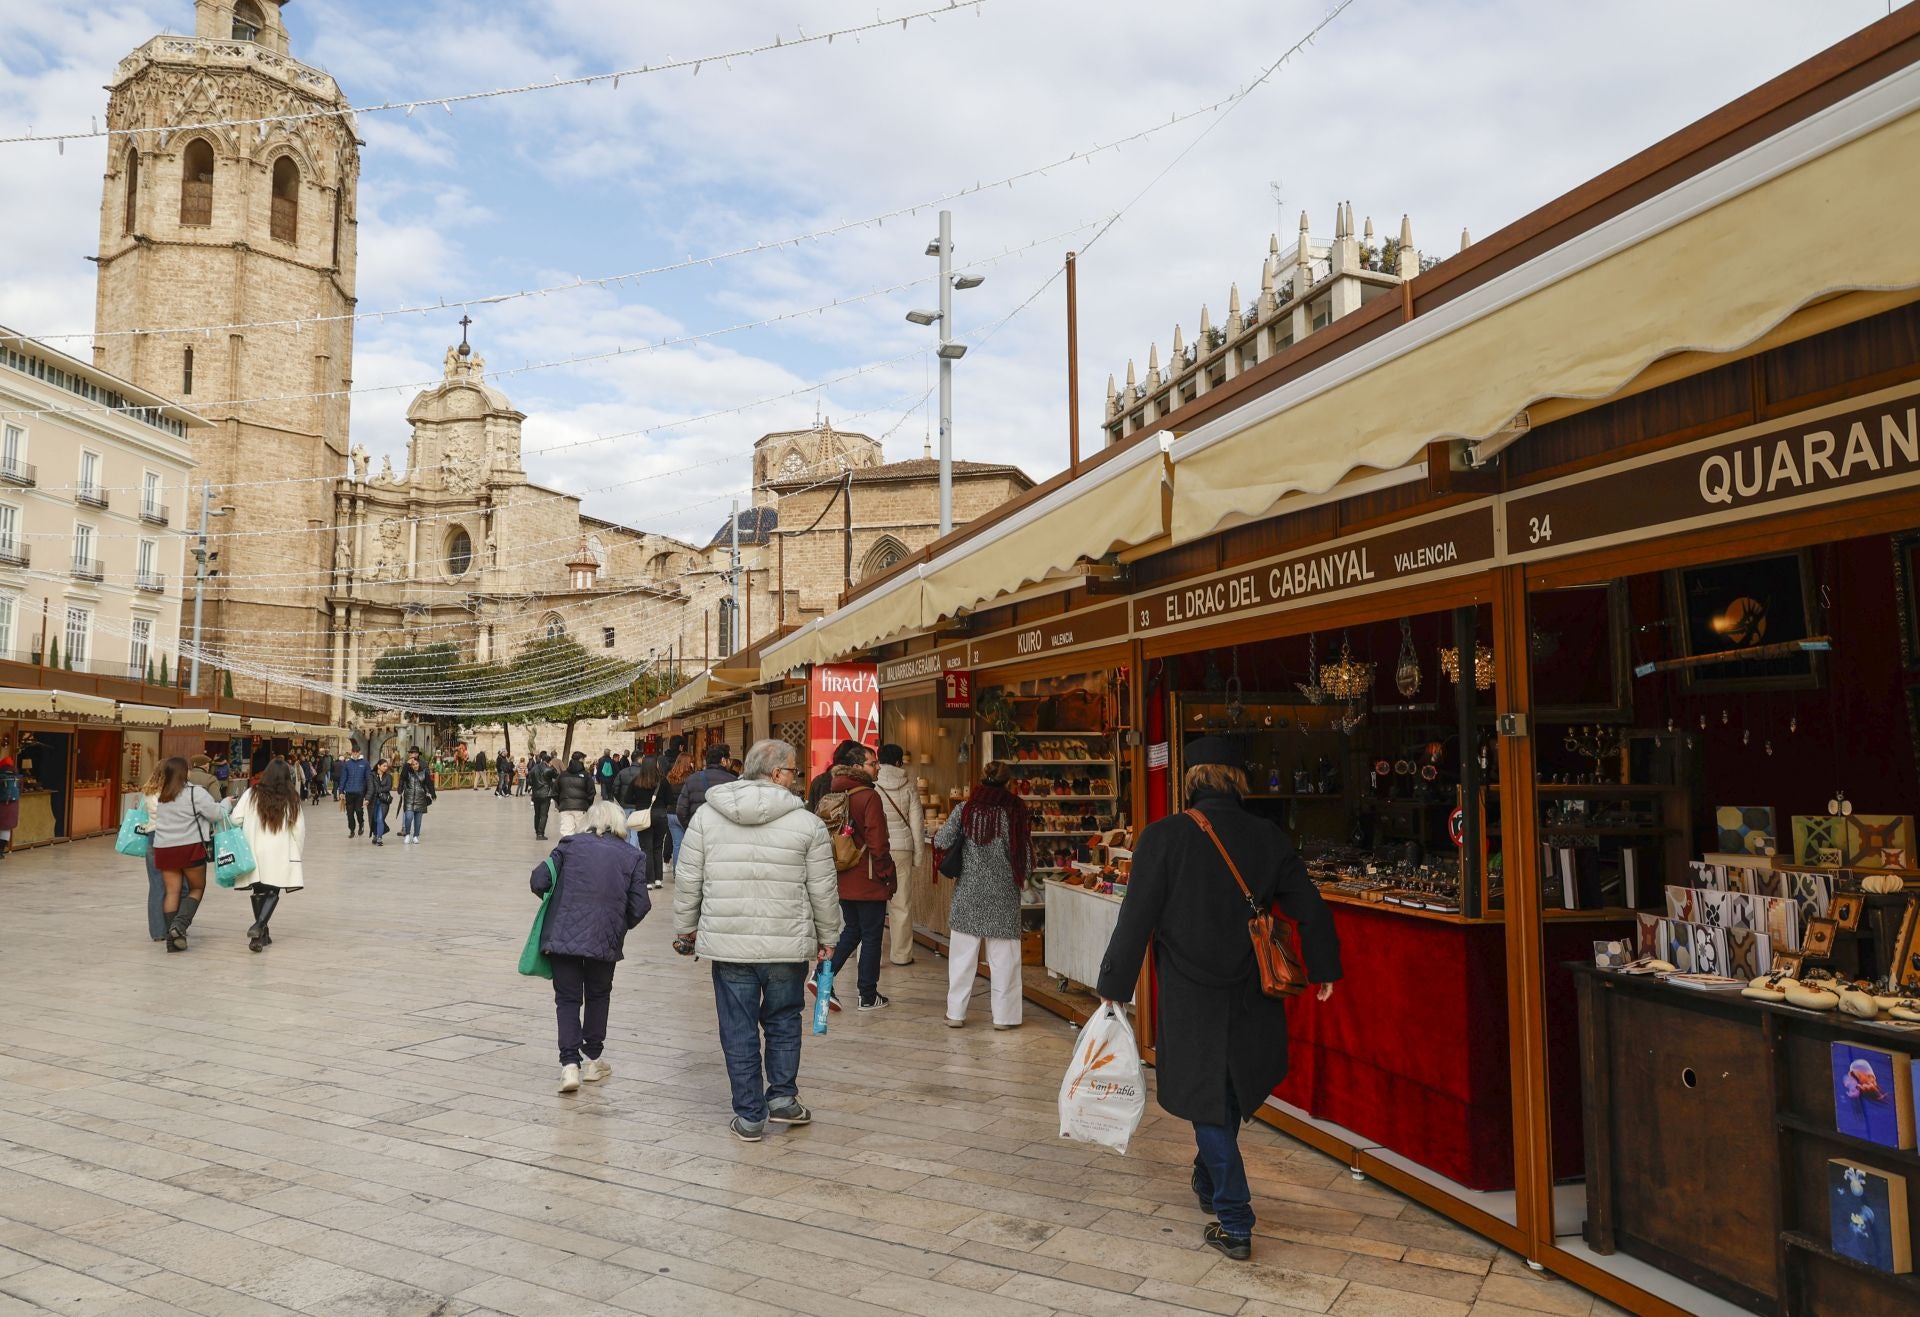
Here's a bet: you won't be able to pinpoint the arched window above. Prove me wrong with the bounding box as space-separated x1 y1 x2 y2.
445 527 472 577
122 147 139 235
232 0 265 41
269 156 299 242
646 552 675 581
182 346 194 396
542 612 566 639
859 535 908 581
331 189 346 267
180 139 214 227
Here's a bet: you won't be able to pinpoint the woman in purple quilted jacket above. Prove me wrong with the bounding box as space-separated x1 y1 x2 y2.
529 800 651 1094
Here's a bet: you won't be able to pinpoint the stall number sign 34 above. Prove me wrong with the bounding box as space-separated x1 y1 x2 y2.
1526 514 1552 545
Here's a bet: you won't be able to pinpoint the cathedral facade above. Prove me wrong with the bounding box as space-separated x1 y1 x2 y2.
93 1 357 707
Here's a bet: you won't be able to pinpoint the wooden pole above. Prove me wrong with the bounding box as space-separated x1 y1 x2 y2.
1065 251 1081 470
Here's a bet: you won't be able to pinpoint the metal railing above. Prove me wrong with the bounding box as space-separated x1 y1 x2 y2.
0 541 28 568
140 501 170 525
0 459 35 488
70 556 104 582
76 484 108 509
136 570 165 594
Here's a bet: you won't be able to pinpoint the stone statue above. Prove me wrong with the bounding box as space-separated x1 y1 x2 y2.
351 444 369 483
333 536 351 579
377 454 395 484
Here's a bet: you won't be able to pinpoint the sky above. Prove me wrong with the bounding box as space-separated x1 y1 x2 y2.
0 0 1902 548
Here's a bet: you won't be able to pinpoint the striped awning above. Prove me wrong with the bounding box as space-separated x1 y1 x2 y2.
207 712 244 732
168 707 211 729
54 692 119 720
0 688 56 717
117 703 172 728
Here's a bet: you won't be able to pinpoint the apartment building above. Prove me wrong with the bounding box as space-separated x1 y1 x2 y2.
0 328 200 680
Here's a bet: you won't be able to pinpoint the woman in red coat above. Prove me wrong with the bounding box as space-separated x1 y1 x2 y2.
811 742 895 1011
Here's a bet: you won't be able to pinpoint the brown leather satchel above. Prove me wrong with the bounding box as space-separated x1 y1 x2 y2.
1184 808 1308 999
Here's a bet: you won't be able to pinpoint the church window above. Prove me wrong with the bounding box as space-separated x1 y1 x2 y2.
180 140 214 227
270 156 299 243
445 527 472 577
232 0 265 42
122 148 139 235
778 451 807 481
859 535 908 582
542 612 566 639
331 189 346 268
181 347 194 396
602 626 615 650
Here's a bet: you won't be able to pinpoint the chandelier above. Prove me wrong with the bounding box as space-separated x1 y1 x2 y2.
1319 632 1375 701
1439 640 1495 691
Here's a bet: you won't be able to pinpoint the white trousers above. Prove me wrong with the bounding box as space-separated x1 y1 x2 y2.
947 931 1023 1026
888 861 916 964
557 810 584 838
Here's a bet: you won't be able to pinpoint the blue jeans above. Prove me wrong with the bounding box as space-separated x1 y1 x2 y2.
368 799 390 840
145 847 167 939
666 815 685 865
830 899 887 1001
400 808 424 838
1192 1085 1253 1236
710 961 806 1127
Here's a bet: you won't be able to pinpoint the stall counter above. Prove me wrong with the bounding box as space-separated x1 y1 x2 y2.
13 790 56 847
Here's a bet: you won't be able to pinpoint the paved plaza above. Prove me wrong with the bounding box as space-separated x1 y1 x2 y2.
0 792 1612 1316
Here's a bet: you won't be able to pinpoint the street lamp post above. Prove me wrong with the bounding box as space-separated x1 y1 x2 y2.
907 209 981 538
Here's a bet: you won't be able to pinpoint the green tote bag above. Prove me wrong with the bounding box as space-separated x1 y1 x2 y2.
519 856 560 979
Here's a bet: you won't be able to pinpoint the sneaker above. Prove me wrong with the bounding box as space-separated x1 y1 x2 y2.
580 1058 612 1083
557 1064 581 1094
945 1017 965 1029
992 1021 1021 1031
1203 1223 1251 1261
858 994 890 1012
728 1117 764 1143
767 1101 811 1126
805 976 843 1013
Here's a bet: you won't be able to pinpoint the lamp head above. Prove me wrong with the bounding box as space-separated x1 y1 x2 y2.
904 309 940 326
952 274 985 290
936 342 969 361
924 239 942 257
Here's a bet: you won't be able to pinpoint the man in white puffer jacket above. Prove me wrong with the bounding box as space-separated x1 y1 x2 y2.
674 739 843 1143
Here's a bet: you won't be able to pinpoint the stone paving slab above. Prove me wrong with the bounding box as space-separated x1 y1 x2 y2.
1 793 1621 1315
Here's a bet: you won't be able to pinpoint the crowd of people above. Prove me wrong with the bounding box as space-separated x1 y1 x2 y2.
110 724 1343 1266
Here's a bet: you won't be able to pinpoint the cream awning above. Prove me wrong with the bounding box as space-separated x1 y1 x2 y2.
1170 63 1920 543
117 703 172 728
168 707 211 729
55 692 119 720
668 670 752 717
0 688 56 717
207 712 243 732
760 438 1171 680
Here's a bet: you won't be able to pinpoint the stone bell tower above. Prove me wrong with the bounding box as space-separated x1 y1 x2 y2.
92 0 359 705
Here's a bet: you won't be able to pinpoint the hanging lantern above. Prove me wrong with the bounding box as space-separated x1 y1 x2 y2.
1319 632 1375 701
1394 618 1422 698
1295 632 1327 704
1438 640 1495 690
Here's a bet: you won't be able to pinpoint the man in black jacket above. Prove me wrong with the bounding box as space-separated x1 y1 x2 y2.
807 739 863 810
674 744 738 827
528 751 559 840
555 751 599 837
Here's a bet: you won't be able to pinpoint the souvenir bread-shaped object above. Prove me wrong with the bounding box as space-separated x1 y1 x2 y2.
1645 959 1676 973
1784 982 1841 1011
1889 999 1920 1022
1862 872 1905 894
1837 987 1880 1019
1743 974 1790 1002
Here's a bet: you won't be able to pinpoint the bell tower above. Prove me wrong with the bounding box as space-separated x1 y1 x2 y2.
93 0 359 705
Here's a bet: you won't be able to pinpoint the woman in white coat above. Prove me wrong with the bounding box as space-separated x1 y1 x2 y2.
230 759 305 953
873 743 926 966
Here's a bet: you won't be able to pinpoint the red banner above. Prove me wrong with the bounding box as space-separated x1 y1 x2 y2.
809 664 880 772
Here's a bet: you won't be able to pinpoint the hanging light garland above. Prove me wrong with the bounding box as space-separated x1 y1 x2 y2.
1439 640 1496 690
1319 631 1375 701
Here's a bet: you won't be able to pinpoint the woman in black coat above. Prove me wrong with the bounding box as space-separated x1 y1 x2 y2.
1097 736 1340 1262
530 800 651 1093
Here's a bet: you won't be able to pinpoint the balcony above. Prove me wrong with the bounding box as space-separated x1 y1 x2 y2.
70 556 104 582
140 501 170 526
136 570 165 594
76 484 108 509
0 541 28 569
0 459 35 488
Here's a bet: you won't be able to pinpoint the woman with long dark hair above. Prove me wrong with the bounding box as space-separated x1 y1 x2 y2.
932 760 1032 1029
657 751 693 878
367 757 393 846
231 759 305 952
615 754 667 889
148 755 230 952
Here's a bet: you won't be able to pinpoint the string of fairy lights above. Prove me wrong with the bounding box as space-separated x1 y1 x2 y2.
0 2 1361 716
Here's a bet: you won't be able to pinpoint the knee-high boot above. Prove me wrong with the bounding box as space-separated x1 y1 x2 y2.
247 890 266 938
250 889 280 951
167 894 201 948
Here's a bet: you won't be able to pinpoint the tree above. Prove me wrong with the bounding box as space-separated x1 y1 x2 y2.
159 655 170 686
352 642 471 740
223 669 234 698
48 637 58 670
145 657 154 683
505 634 642 760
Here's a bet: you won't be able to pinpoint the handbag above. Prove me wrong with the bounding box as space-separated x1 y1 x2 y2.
210 820 256 888
1184 808 1307 999
938 833 966 879
627 809 652 832
519 857 560 979
115 805 151 857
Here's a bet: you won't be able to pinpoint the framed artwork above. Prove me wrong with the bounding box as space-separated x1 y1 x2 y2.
1848 816 1915 870
1716 805 1778 858
1771 952 1804 980
1830 892 1865 932
1894 900 1920 992
1803 916 1840 960
1669 550 1823 693
1529 580 1633 721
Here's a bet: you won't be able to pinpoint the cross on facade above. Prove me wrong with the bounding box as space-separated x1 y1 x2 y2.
458 314 474 357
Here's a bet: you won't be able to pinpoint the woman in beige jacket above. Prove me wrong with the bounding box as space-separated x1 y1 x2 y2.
873 744 926 966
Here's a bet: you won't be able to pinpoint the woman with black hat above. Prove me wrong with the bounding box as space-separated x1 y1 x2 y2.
1096 735 1341 1263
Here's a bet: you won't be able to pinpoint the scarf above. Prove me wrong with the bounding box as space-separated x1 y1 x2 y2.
831 763 876 788
963 781 1031 886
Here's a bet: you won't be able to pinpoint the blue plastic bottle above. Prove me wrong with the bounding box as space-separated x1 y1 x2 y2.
812 963 833 1035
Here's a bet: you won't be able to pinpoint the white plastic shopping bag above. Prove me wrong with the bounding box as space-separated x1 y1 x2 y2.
1058 1003 1146 1154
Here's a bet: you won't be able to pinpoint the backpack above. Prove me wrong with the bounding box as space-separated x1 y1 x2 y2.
816 786 871 872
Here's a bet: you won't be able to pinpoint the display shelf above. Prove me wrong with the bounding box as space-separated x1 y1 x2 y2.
1538 826 1680 838
1317 888 1492 925
1005 759 1115 766
1014 795 1112 803
1033 830 1109 838
1245 792 1346 801
1538 906 1641 922
1775 1112 1920 1171
1780 1232 1920 1297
